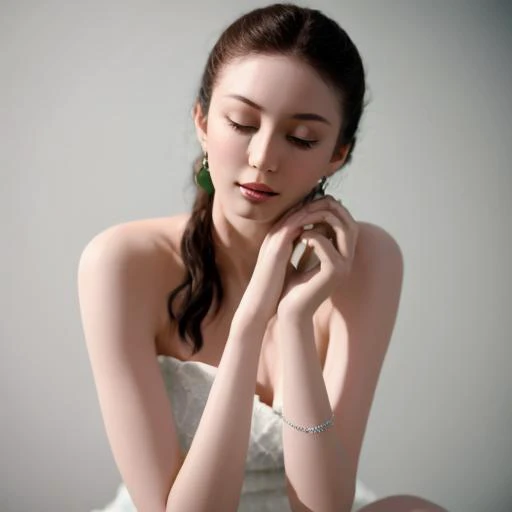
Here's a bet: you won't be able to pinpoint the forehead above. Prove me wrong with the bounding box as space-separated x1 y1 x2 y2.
212 54 340 123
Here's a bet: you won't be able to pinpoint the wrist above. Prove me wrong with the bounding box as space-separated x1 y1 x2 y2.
237 281 278 326
277 305 315 325
276 310 315 344
230 309 268 341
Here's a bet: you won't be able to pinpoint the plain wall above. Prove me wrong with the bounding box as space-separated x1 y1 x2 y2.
2 1 511 511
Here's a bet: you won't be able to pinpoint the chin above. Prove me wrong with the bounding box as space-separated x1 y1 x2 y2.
222 198 281 225
232 205 279 225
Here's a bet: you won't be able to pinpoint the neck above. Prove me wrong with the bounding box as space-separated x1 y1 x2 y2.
211 203 272 290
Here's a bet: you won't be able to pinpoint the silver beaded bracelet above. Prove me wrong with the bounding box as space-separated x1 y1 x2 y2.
280 412 335 434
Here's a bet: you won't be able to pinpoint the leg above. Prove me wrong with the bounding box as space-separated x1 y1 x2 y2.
357 494 449 512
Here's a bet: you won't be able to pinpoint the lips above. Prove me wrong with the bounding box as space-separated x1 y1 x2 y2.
239 182 278 195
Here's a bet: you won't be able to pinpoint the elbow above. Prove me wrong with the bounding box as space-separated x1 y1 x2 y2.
336 483 356 512
339 470 357 512
341 486 356 512
287 481 355 512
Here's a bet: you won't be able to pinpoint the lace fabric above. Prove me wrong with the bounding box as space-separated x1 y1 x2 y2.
91 356 378 512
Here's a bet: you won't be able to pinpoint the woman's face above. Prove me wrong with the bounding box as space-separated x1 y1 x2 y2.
195 53 348 223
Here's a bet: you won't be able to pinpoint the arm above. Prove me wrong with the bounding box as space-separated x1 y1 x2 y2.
78 226 184 512
278 224 404 512
279 314 352 512
78 225 268 512
167 314 267 511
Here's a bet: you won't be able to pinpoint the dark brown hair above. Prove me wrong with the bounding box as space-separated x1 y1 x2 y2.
168 3 367 353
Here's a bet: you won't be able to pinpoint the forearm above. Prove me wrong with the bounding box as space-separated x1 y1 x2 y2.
166 315 266 512
279 313 354 512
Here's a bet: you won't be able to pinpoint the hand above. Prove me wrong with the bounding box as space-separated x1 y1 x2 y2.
238 194 358 325
277 195 359 319
236 199 307 324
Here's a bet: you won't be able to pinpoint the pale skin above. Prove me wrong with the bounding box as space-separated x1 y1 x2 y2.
78 54 448 511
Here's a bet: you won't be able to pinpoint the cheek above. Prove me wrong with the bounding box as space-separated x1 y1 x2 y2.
206 123 245 177
208 134 249 180
290 153 326 177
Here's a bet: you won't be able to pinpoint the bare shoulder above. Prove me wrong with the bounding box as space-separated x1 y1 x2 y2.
80 213 190 265
356 221 404 270
326 219 404 332
330 220 404 324
78 213 191 339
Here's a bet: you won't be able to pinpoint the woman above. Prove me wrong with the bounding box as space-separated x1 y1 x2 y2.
79 4 447 511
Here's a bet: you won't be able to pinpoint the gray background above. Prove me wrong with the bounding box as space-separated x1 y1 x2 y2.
2 1 511 511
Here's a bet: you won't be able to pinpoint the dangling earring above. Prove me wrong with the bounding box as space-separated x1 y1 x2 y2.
301 175 328 206
195 153 214 195
316 175 327 196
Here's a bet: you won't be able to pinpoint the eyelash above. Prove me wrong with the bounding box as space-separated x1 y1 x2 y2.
226 119 318 149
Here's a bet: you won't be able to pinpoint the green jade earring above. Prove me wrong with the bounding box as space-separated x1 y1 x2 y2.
195 153 214 195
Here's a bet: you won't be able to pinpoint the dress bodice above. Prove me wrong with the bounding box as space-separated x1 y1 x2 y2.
91 356 378 512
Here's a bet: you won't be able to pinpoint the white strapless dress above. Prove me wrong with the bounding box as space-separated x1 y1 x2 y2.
91 356 378 512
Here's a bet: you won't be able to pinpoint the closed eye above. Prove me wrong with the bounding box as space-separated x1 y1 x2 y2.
227 119 255 134
226 118 318 149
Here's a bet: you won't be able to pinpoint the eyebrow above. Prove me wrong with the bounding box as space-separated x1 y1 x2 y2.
225 94 332 126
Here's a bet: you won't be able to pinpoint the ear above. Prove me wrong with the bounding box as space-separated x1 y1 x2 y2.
193 102 208 152
326 143 351 176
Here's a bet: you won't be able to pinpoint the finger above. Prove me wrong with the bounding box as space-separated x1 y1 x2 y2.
276 192 342 229
271 200 311 234
307 197 359 254
271 195 355 252
299 231 344 272
294 210 350 258
306 195 357 230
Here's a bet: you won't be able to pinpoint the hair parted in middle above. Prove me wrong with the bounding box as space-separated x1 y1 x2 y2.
168 3 367 354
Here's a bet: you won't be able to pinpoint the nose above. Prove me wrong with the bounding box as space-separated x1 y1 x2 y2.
247 130 279 172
